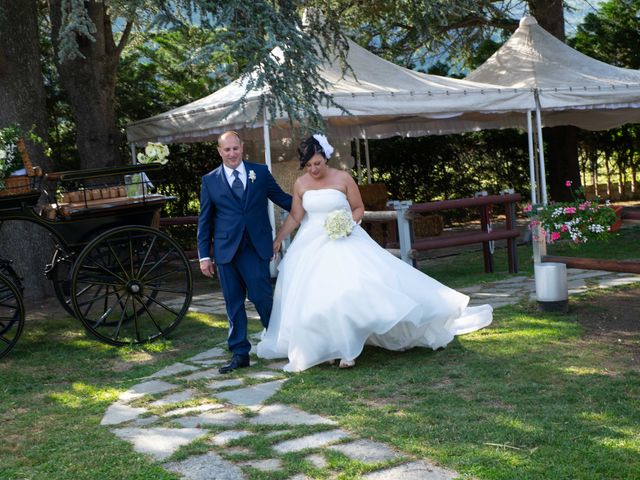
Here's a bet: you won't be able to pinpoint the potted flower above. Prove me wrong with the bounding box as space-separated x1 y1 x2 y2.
0 124 25 191
523 181 618 246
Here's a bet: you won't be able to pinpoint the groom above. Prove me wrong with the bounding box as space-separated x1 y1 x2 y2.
198 131 292 373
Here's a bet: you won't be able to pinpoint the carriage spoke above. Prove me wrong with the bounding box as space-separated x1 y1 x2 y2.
138 246 177 281
131 295 142 343
141 292 180 316
146 286 190 295
84 256 128 284
143 268 187 284
136 234 158 278
137 297 164 335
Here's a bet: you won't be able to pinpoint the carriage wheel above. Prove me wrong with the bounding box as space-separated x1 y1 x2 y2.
70 226 192 346
0 272 25 360
48 247 76 317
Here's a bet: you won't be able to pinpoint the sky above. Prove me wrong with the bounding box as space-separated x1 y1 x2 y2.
564 0 606 34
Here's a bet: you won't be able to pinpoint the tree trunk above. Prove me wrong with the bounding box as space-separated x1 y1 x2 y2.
529 0 580 202
48 0 123 170
0 0 54 300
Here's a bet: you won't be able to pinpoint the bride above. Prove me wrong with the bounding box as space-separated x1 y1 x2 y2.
257 135 492 372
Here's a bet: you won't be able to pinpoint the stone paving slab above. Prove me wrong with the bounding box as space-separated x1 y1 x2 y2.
183 368 226 381
265 360 288 370
240 458 283 471
175 409 245 428
210 430 252 446
362 461 458 480
273 429 350 454
101 402 148 425
250 404 336 426
112 427 207 461
164 451 247 480
327 439 402 464
163 403 223 417
188 347 226 361
118 380 179 402
192 358 227 366
132 415 159 426
214 379 286 408
305 453 327 468
149 362 199 378
207 378 244 390
151 389 197 407
245 371 282 380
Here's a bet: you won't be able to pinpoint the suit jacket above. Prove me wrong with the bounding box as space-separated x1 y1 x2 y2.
197 161 292 264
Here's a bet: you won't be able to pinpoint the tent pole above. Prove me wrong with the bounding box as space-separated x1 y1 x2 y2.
262 108 276 240
130 143 137 165
355 138 362 185
363 129 372 184
534 90 548 205
526 111 537 205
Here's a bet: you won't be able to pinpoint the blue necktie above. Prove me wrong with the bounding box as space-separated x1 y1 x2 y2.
231 170 244 199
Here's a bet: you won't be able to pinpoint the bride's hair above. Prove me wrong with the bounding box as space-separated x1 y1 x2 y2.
298 136 328 169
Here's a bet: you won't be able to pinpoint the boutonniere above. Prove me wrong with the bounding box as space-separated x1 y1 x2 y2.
248 170 256 183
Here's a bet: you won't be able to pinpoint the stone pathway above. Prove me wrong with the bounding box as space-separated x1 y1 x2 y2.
102 268 640 479
101 338 454 479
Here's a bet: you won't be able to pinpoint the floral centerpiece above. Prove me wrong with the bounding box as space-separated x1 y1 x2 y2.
136 142 169 165
325 208 355 240
127 142 170 197
0 124 23 189
523 181 617 245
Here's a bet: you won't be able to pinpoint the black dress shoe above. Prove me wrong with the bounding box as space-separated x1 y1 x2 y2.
218 354 250 374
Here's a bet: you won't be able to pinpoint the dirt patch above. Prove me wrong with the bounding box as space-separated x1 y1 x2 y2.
573 286 640 363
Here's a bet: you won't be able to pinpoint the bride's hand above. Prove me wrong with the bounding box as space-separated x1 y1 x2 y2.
272 239 282 258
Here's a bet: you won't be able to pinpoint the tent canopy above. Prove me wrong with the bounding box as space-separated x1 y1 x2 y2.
126 37 533 145
467 16 640 130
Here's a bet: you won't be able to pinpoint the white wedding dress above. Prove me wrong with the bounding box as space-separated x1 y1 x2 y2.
257 188 492 372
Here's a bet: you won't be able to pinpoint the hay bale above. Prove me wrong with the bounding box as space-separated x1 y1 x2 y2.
359 183 389 211
412 214 444 237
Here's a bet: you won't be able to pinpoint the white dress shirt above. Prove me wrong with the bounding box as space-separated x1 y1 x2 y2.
223 162 246 189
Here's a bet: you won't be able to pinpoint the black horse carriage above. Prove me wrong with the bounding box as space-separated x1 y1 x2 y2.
0 161 193 359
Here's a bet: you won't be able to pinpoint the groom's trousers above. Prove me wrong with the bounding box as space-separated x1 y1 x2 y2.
216 235 273 356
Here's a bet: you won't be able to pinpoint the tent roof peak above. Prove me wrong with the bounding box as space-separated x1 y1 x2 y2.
519 15 538 27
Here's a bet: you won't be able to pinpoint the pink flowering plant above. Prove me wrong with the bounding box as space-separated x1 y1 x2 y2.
523 180 617 245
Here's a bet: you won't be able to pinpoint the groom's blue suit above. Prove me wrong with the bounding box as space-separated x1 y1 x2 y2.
197 161 292 356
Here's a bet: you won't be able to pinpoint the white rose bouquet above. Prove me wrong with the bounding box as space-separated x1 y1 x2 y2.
136 142 170 164
324 208 355 240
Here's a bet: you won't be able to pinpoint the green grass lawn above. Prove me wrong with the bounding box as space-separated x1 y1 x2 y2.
421 225 640 288
275 295 640 479
1 228 639 479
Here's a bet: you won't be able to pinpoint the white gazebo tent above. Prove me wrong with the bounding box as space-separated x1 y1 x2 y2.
126 37 534 155
467 16 640 204
126 36 534 233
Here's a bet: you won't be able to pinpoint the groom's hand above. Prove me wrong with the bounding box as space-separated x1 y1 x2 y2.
200 259 216 278
272 239 282 258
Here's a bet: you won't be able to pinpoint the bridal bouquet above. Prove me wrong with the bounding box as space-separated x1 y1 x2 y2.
325 209 354 240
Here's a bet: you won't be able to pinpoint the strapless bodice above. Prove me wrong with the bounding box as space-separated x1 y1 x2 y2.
302 188 350 223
